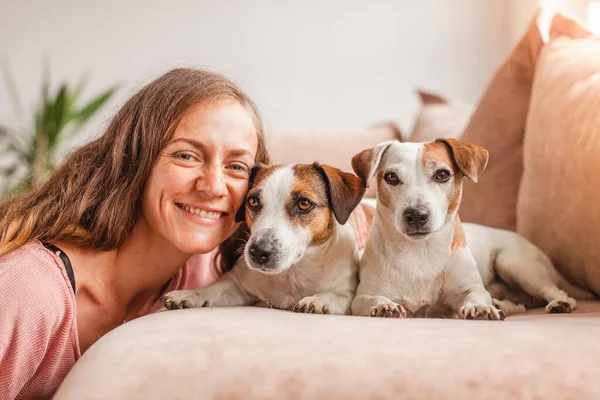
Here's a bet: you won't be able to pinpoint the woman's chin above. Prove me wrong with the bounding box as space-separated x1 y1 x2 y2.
174 232 224 255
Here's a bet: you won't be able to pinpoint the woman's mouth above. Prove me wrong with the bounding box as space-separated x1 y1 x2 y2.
176 203 227 221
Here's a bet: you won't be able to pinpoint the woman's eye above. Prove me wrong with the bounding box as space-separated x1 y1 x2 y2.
297 198 314 211
174 152 197 162
229 164 249 173
434 169 452 182
383 172 400 185
247 195 261 210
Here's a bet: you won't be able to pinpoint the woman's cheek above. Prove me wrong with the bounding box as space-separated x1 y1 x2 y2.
230 179 250 208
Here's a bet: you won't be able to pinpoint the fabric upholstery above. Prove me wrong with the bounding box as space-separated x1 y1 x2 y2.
458 13 545 231
517 15 600 295
267 123 402 198
409 89 472 143
55 303 600 399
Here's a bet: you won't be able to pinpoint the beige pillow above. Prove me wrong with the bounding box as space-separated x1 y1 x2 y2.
458 13 546 231
409 89 472 143
267 123 402 198
517 15 599 295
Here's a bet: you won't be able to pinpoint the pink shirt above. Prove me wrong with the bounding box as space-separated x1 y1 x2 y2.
0 241 218 400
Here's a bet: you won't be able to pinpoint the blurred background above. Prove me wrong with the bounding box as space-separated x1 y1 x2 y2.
0 0 595 196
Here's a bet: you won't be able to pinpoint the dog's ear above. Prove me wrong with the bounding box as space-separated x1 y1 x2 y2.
235 163 264 223
436 138 489 183
351 141 396 186
315 163 366 225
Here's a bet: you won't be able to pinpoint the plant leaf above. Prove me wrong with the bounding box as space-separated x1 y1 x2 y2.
67 74 88 111
41 58 50 105
75 85 118 124
49 83 68 147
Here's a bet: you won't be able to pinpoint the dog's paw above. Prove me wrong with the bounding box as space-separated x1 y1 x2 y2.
459 304 505 321
545 299 574 314
292 296 332 314
161 289 215 310
369 301 407 318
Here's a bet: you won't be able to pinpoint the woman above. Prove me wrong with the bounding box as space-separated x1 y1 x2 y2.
0 68 269 399
0 67 372 399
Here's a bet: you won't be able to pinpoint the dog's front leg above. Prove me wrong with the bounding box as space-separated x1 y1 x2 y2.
444 251 505 320
161 274 251 310
292 292 354 315
351 294 407 318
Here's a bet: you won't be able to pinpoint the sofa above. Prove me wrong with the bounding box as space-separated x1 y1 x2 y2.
54 11 600 399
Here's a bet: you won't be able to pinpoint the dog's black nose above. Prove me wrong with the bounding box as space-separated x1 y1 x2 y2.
249 242 273 265
403 208 429 227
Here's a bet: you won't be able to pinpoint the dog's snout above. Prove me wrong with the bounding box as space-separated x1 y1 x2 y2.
249 241 273 265
403 207 429 227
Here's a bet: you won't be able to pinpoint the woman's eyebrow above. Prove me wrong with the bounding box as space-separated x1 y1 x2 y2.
227 149 253 158
170 137 205 150
169 138 253 158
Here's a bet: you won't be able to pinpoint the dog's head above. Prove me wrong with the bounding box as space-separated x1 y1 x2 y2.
352 138 488 241
235 162 365 273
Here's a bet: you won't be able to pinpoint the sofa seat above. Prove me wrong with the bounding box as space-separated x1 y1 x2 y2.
55 301 600 399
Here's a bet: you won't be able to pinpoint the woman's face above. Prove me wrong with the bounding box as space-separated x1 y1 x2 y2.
143 99 258 255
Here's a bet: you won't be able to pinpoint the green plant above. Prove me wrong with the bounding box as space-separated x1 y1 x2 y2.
0 63 117 196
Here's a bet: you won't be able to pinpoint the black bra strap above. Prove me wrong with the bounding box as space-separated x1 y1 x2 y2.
43 243 76 293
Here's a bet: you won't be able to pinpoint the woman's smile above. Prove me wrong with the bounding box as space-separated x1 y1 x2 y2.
175 202 228 223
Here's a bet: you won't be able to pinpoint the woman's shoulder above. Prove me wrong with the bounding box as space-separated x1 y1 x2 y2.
0 240 76 321
0 241 80 399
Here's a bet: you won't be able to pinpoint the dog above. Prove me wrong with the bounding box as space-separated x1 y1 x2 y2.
161 162 365 315
350 138 593 320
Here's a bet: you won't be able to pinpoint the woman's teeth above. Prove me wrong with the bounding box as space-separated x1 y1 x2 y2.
181 205 223 220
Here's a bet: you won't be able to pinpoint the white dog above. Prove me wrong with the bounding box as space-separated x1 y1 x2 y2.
351 139 592 320
161 162 365 315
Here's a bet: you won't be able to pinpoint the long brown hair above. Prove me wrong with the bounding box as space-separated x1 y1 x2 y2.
0 68 268 272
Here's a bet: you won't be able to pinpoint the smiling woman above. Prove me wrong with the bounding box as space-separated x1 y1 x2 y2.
0 68 268 399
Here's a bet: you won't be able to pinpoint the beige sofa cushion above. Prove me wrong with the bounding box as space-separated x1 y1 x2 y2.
409 89 472 143
517 16 600 295
55 305 600 399
458 13 545 231
267 123 402 198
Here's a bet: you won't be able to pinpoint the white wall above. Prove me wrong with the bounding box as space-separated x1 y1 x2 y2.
508 0 589 46
1 0 510 154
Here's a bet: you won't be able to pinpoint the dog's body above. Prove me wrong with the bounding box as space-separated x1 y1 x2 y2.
351 139 592 319
162 163 365 315
466 223 594 314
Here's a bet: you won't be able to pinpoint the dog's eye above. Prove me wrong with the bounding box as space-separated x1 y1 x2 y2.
247 195 261 210
433 169 452 183
297 198 314 212
383 172 400 185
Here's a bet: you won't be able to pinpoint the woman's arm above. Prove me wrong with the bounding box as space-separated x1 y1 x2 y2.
0 243 80 399
347 203 375 250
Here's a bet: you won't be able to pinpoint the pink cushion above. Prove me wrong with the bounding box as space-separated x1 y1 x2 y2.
409 89 472 143
267 123 402 198
517 15 600 295
55 304 600 399
457 13 545 231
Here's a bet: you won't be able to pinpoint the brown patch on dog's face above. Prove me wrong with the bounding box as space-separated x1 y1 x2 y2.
422 141 463 214
450 215 467 251
244 164 279 229
376 171 393 209
290 164 334 246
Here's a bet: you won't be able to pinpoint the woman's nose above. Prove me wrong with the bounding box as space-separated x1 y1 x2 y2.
196 164 227 197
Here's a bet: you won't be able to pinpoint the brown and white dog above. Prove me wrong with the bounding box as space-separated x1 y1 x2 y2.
161 163 365 315
351 139 593 320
